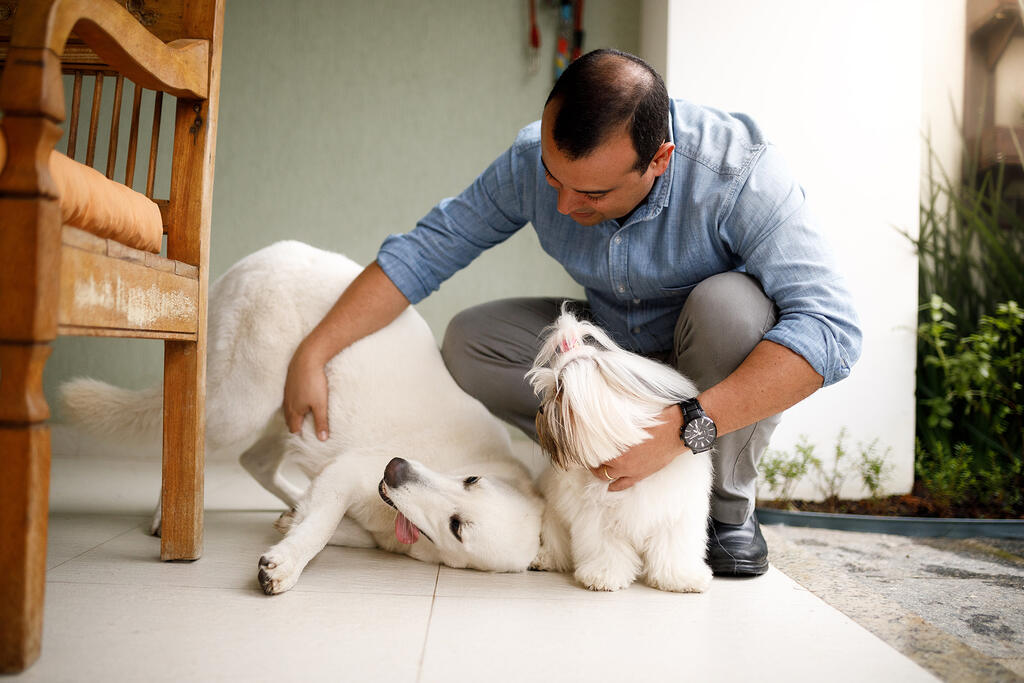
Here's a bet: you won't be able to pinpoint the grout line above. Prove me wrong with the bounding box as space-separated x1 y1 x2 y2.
46 518 149 572
415 564 442 683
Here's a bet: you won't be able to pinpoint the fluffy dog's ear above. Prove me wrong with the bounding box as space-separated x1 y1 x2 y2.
534 392 588 470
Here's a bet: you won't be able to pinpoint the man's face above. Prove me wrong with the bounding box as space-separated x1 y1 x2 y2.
540 102 672 227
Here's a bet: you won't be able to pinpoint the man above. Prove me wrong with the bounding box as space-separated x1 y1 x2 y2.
283 49 862 576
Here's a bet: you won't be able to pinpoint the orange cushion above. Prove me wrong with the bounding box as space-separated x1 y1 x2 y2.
0 134 163 253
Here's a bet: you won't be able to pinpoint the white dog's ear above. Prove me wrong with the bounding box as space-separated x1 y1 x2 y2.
534 388 589 470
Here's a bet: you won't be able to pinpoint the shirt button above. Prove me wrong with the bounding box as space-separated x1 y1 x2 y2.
613 235 622 245
617 284 625 293
633 298 641 304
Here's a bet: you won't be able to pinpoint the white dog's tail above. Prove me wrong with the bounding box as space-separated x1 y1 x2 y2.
59 377 164 444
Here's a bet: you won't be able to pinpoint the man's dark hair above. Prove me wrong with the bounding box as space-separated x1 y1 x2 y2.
545 48 669 173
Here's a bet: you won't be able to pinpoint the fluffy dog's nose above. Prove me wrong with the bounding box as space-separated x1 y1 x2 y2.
384 457 412 487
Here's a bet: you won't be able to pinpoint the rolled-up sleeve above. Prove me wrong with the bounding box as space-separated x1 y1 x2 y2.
720 146 862 386
376 135 532 304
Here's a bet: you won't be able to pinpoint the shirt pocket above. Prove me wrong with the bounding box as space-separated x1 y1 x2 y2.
657 282 698 298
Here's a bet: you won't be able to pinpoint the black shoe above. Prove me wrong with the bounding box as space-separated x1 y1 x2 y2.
706 511 769 576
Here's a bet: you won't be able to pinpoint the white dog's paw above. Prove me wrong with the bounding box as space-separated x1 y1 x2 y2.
529 544 569 573
646 562 713 594
258 548 301 595
574 562 635 592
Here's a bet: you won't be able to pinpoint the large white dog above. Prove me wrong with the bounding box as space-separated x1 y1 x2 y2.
61 241 545 594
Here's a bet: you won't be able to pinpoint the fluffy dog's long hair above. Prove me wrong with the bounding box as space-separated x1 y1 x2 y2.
526 307 698 469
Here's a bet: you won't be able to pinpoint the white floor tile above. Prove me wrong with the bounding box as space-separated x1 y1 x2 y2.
47 511 440 597
420 568 937 683
45 513 147 570
19 582 432 683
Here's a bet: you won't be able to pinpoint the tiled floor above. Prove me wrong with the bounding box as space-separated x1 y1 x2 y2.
15 440 938 682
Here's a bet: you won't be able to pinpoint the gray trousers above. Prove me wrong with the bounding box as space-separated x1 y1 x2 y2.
440 272 781 525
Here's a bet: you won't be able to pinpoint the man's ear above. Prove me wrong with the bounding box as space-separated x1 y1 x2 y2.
648 142 675 178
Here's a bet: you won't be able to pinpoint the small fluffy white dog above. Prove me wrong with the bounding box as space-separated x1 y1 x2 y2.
527 310 714 593
61 241 544 594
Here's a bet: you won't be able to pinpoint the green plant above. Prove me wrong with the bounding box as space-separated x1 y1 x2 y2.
856 438 893 500
759 436 818 509
915 299 1024 514
810 427 850 512
903 135 1024 516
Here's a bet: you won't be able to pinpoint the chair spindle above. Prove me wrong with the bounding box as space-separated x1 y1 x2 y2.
146 91 163 198
106 75 124 179
125 83 143 187
85 73 103 167
67 71 83 159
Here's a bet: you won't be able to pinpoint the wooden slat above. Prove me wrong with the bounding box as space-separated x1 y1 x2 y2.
57 325 195 341
58 243 199 335
146 90 163 198
105 75 124 178
85 74 103 167
60 226 106 254
124 83 143 187
66 71 82 158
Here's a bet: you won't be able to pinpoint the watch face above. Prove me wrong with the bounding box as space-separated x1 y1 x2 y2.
684 416 717 452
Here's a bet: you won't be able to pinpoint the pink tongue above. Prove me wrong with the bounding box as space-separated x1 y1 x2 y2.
394 512 420 544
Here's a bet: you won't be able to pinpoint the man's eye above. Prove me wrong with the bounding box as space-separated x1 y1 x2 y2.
585 193 606 201
449 515 463 542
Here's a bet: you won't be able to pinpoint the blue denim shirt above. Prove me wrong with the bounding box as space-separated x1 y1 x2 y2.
378 99 862 387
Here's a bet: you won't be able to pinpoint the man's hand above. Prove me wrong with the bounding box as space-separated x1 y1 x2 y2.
279 261 412 442
590 405 685 491
283 342 330 440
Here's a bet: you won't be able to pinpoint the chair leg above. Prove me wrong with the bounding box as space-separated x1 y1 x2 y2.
160 339 205 561
0 344 52 673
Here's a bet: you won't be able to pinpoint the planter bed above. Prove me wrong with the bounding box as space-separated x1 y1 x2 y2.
756 507 1024 539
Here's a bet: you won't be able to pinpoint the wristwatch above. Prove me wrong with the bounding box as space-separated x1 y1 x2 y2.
678 398 717 453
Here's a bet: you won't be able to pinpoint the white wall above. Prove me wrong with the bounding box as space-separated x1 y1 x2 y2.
643 0 939 498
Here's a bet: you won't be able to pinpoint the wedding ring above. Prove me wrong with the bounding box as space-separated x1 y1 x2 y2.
603 467 614 481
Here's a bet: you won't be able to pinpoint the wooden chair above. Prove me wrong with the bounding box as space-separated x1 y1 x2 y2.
0 0 224 672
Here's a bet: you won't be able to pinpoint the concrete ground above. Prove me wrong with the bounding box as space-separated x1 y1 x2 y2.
765 523 1024 682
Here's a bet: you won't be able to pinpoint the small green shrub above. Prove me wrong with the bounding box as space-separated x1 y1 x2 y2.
810 427 850 512
857 438 894 500
759 436 818 509
759 430 895 509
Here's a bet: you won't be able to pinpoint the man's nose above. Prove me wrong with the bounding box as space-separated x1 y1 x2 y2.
556 189 582 215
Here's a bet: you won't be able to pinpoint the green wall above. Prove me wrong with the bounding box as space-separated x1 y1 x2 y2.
43 0 641 415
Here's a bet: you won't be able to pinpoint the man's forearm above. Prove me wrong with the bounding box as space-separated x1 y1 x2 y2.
300 261 411 364
697 339 823 437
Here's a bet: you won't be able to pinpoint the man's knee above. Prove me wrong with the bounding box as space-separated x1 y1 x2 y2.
683 272 776 342
673 272 778 389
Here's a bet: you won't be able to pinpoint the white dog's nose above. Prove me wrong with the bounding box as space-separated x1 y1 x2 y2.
384 457 412 487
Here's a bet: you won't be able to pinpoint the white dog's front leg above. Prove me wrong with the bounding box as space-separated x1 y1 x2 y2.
643 516 712 593
258 456 374 595
569 511 641 592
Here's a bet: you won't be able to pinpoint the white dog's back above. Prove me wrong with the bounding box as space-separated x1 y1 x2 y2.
64 241 513 468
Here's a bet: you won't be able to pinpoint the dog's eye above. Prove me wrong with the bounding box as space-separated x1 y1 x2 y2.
449 515 463 542
463 476 479 487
